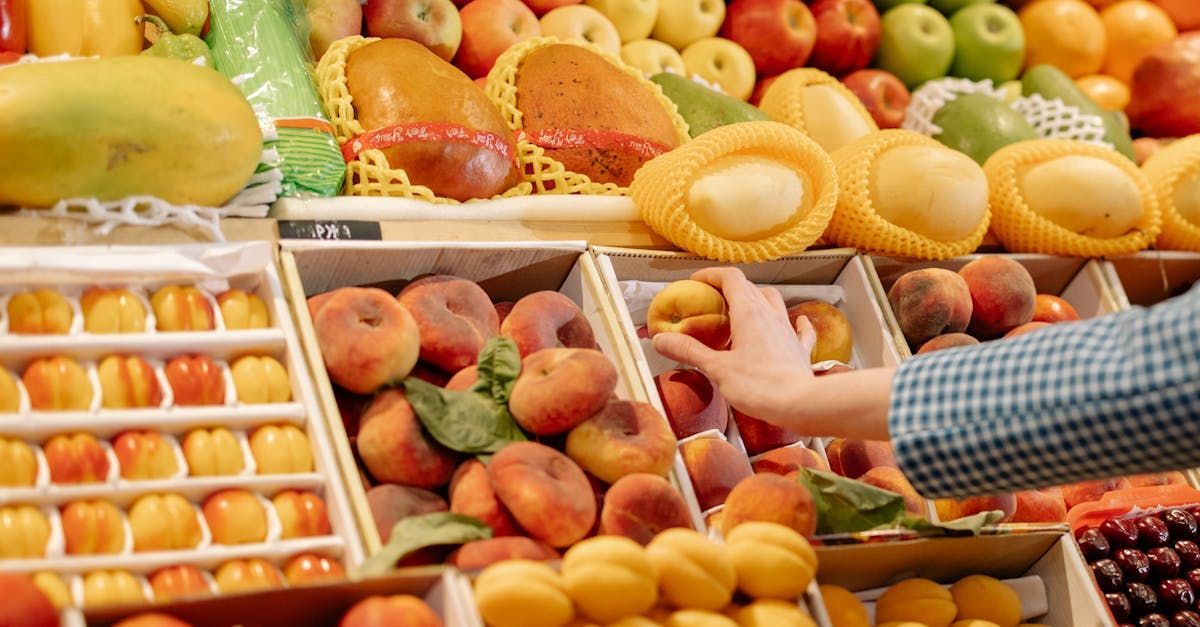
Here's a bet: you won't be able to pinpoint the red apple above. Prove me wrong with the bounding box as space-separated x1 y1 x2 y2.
1150 0 1200 32
1128 33 1200 138
523 0 581 16
457 0 541 78
808 0 881 77
720 0 817 76
365 0 464 62
841 68 910 129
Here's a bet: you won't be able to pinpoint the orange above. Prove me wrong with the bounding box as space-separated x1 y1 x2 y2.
1085 0 1123 7
1076 74 1132 111
1020 0 1107 78
1100 0 1177 84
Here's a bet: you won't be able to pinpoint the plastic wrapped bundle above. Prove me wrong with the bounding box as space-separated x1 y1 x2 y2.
1144 135 1200 252
206 0 344 197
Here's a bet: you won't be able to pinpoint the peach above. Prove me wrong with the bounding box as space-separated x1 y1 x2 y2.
98 354 162 409
934 494 1017 523
0 367 18 412
1011 489 1067 523
826 438 898 479
151 285 215 331
449 460 521 537
1128 472 1189 487
489 441 597 547
367 484 449 543
216 289 270 330
751 446 827 475
600 473 693 545
0 436 37 486
1032 294 1080 323
875 578 956 627
341 595 443 627
410 362 452 387
646 280 732 350
82 570 145 608
44 432 109 484
721 474 817 536
114 430 178 480
450 536 560 570
0 505 50 558
509 348 618 435
646 528 736 611
129 493 202 551
787 301 854 363
114 615 193 627
213 558 283 594
284 553 345 584
29 571 71 612
888 268 973 347
860 467 926 517
398 275 500 373
273 490 331 539
494 301 515 325
7 288 73 334
249 424 313 474
182 427 244 476
445 364 479 391
203 488 268 545
230 355 291 404
357 389 459 488
501 290 597 357
0 573 57 627
81 287 147 334
1004 320 1052 338
62 500 126 555
959 257 1037 338
680 437 753 511
149 565 210 601
917 333 980 355
561 536 659 623
474 560 574 627
566 400 676 484
165 355 226 405
23 356 93 411
733 408 802 456
725 522 818 599
1060 477 1131 510
312 287 420 394
655 368 729 439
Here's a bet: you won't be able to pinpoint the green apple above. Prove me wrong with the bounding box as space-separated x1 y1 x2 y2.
874 0 928 12
998 80 1022 103
949 4 1024 83
929 0 994 15
876 5 955 88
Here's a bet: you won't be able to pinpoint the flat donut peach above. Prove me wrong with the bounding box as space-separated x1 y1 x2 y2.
398 275 499 374
488 441 597 547
566 400 677 484
313 287 420 394
356 389 459 488
501 291 596 357
508 348 618 435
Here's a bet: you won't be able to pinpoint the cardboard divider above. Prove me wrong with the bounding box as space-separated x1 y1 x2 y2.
1103 251 1200 308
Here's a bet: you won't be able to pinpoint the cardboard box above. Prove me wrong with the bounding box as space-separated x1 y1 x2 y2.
1103 251 1200 308
277 241 705 555
816 532 1110 626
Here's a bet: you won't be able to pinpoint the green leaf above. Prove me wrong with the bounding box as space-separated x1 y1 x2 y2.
903 510 1006 535
404 377 526 454
472 337 521 406
796 468 907 535
358 512 492 576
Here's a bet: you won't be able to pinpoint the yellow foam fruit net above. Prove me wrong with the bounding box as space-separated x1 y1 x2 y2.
984 139 1160 256
484 37 690 196
758 68 878 140
1144 135 1200 252
825 130 990 260
632 120 837 263
315 35 531 201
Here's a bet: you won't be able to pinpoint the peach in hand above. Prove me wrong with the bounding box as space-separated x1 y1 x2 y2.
726 521 817 600
562 536 659 623
501 290 597 357
83 570 146 608
129 493 202 551
114 430 178 480
656 368 729 439
721 473 817 536
61 500 126 555
508 347 618 436
98 354 162 408
23 356 93 411
934 494 1016 523
751 446 827 475
284 553 345 584
449 460 521 537
646 528 736 611
312 287 420 394
7 288 72 334
566 399 676 484
398 275 500 373
230 355 290 404
216 289 269 330
680 437 753 511
0 505 50 558
0 368 19 412
249 424 313 474
600 473 694 545
917 333 980 355
734 408 802 456
182 427 244 476
151 285 214 331
959 256 1036 338
356 389 459 488
489 441 597 548
0 437 37 486
340 595 442 627
165 355 225 406
787 301 853 363
647 280 731 350
149 565 210 601
203 489 268 545
273 490 331 539
44 432 109 484
1032 294 1079 323
888 268 973 347
82 287 147 334
213 558 283 594
367 484 448 543
450 537 559 571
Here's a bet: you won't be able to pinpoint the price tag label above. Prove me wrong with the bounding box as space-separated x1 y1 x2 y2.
278 220 382 241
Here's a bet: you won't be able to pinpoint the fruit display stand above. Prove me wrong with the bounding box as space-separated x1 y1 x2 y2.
0 243 365 621
1103 251 1200 309
0 215 279 247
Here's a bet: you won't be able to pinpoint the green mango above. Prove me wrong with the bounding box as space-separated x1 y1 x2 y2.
933 94 1039 164
1021 64 1137 161
650 72 768 139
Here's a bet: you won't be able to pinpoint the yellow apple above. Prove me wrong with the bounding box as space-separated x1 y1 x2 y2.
652 0 725 50
621 38 687 77
681 37 756 101
539 5 622 56
586 0 658 42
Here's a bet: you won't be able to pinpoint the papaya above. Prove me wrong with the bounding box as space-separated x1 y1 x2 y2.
0 56 261 208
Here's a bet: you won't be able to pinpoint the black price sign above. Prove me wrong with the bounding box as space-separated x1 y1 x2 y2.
278 220 382 241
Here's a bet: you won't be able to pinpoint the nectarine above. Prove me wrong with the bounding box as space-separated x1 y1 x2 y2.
284 553 345 584
733 408 802 457
203 489 268 545
274 490 331 539
1032 294 1080 323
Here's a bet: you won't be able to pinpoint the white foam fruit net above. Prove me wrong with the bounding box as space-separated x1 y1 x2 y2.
903 77 1005 136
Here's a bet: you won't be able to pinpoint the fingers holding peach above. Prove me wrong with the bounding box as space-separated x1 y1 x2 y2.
501 291 596 356
786 301 853 364
647 280 732 351
312 287 420 394
398 275 499 373
509 348 618 436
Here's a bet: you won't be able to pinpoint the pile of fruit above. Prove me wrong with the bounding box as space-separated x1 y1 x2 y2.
821 574 1038 627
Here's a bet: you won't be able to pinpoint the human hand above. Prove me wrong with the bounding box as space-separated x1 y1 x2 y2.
651 267 817 427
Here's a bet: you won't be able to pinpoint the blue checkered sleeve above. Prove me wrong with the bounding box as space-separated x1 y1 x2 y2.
889 282 1200 499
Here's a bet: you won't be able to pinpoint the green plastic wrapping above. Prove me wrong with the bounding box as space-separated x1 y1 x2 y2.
206 0 344 197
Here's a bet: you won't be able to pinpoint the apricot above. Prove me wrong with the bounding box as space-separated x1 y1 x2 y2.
662 611 739 627
398 275 499 373
646 528 736 611
730 600 818 627
721 473 816 536
646 280 732 351
61 500 126 555
733 408 802 456
449 460 521 537
826 439 897 479
566 400 676 484
888 268 973 347
787 301 853 363
475 560 574 627
562 536 659 622
367 483 446 544
356 389 459 488
151 285 214 331
820 584 870 627
859 467 927 517
876 578 957 627
312 287 420 394
8 288 73 334
501 291 596 357
1011 489 1067 523
23 356 93 411
917 333 980 355
726 521 817 599
216 289 269 330
98 354 163 409
656 368 729 439
449 536 559 570
508 348 618 436
935 494 1016 523
959 257 1036 338
600 473 694 545
951 575 1021 627
202 489 268 545
489 442 596 548
680 437 753 511
751 446 827 475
